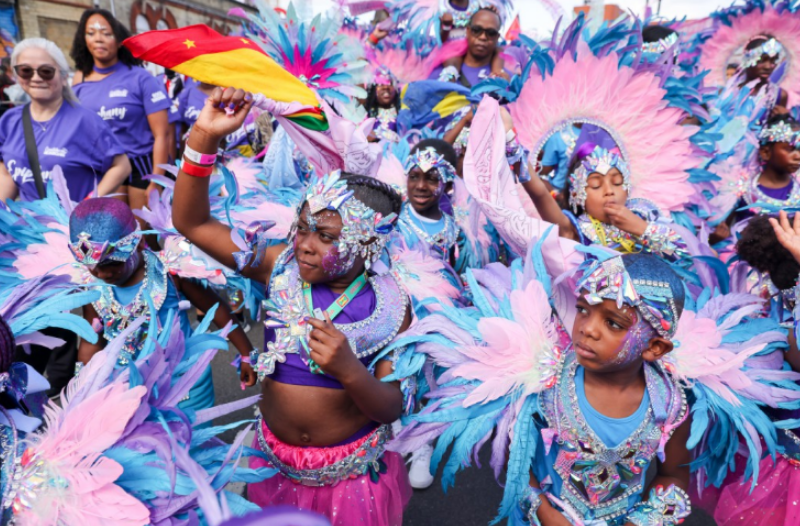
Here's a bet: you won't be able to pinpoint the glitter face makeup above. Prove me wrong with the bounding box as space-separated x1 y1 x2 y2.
610 310 656 367
320 245 349 277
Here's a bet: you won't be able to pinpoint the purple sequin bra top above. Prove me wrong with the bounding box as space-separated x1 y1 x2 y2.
255 247 408 389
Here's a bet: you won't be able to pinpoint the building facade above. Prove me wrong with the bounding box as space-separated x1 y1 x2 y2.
14 0 266 63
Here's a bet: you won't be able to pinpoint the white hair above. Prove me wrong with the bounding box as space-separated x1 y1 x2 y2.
11 38 78 104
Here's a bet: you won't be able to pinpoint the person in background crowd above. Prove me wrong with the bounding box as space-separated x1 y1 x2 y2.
0 38 129 203
70 8 172 213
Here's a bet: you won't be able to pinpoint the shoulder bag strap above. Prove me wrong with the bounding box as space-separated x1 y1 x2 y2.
21 104 46 199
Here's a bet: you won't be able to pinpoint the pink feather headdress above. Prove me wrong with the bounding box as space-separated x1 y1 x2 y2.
509 44 699 213
698 2 800 94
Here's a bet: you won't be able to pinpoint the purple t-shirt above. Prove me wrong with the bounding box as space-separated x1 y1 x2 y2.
73 64 170 157
0 102 125 201
169 80 252 148
429 63 496 87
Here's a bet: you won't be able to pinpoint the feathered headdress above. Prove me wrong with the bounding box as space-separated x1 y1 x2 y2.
244 1 369 106
697 0 800 97
509 16 702 214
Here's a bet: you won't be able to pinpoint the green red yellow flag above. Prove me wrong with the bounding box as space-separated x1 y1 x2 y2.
123 25 327 130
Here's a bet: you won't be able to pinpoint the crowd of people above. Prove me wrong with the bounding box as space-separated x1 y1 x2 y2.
0 0 799 525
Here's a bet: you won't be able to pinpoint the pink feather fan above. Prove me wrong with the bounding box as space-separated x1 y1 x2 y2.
437 278 563 407
388 241 460 308
663 294 800 407
510 45 698 213
698 3 800 98
14 380 150 526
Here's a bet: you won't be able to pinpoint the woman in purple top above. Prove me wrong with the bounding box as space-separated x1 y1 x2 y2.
71 9 172 214
0 39 129 202
169 79 255 155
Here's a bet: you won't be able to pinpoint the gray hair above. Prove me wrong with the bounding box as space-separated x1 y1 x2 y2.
11 38 78 104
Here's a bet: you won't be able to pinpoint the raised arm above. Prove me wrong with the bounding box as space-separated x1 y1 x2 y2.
521 173 577 240
172 87 274 284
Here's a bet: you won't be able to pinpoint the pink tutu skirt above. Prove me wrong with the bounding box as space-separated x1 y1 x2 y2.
714 455 800 526
247 420 411 526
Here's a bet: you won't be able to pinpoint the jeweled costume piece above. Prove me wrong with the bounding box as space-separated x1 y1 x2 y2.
251 247 408 382
91 250 168 366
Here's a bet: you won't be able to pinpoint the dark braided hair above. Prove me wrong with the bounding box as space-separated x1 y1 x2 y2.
469 6 502 26
0 315 14 374
341 173 403 218
70 9 141 77
364 84 400 117
737 215 800 290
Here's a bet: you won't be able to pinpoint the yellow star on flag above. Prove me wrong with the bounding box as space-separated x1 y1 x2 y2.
241 38 249 44
183 39 195 49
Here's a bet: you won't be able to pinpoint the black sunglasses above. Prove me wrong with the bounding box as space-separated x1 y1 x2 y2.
14 64 57 81
469 25 500 39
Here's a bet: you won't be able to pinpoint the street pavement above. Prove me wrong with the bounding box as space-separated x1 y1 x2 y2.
210 320 716 526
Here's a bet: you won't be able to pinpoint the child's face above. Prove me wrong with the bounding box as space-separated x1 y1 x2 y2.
747 55 778 82
88 249 142 285
581 167 628 223
407 166 444 214
572 294 656 372
375 84 396 107
294 204 357 281
761 141 800 174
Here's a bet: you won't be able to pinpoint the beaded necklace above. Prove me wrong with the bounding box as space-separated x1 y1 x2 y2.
541 351 686 522
398 206 459 259
745 174 800 212
92 251 168 365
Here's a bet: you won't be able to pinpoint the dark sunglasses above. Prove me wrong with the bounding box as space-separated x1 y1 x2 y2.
469 25 500 39
14 64 57 81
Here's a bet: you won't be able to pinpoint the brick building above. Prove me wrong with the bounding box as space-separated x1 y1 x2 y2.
13 0 267 63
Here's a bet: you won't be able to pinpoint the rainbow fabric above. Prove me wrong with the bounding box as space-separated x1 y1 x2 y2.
123 25 328 131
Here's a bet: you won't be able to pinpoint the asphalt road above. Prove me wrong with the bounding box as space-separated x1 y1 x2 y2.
210 319 716 526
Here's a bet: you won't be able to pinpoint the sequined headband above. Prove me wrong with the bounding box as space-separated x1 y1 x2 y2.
69 230 142 269
576 257 679 339
569 145 631 213
742 37 784 69
404 147 457 184
298 170 398 270
642 32 679 56
374 67 398 87
758 120 800 147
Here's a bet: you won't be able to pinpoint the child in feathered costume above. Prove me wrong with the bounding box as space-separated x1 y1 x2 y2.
387 226 800 525
505 17 704 265
67 197 254 415
0 305 271 525
393 139 463 294
711 210 800 526
171 86 418 526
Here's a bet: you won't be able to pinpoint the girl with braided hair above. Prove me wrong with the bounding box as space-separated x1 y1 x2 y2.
172 87 412 526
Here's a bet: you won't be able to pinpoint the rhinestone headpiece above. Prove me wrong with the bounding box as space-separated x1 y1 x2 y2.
569 145 631 213
68 230 142 269
742 37 784 69
298 170 398 271
374 66 398 87
758 120 800 147
642 32 679 56
576 256 679 339
404 147 457 184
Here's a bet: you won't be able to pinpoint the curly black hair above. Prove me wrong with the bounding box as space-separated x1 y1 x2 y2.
764 112 800 130
364 84 400 117
642 25 677 44
736 215 800 289
70 9 141 76
342 173 403 218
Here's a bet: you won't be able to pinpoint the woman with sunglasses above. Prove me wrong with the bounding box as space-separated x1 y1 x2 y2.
0 38 130 202
71 9 172 214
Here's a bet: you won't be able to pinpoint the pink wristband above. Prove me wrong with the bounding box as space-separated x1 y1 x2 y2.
183 144 217 166
240 355 252 364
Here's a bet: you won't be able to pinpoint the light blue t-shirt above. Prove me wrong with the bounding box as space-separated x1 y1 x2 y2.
541 125 580 190
575 366 650 448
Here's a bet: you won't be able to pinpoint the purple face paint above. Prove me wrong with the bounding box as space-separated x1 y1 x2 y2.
609 310 655 367
320 243 351 277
